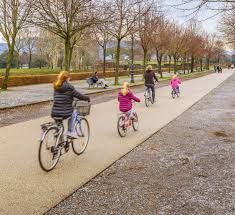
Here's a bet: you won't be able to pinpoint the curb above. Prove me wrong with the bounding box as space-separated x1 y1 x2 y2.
0 71 212 111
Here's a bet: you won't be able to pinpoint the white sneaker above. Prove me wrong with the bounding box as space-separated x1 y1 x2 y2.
67 131 78 139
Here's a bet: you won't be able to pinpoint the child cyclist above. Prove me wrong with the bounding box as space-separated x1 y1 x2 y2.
170 74 181 93
118 82 140 123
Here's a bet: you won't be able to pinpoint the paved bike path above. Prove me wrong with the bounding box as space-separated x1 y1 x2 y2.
0 71 233 215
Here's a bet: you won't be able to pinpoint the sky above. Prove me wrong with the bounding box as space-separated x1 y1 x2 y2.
0 0 224 44
162 0 221 34
161 0 232 50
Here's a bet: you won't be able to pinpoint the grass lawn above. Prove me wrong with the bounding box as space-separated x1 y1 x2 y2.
0 68 61 76
0 66 211 77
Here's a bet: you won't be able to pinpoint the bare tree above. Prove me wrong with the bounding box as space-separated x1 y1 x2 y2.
0 0 32 89
151 16 169 78
221 9 235 48
15 31 25 69
94 24 112 76
172 0 235 16
138 5 154 72
36 30 63 69
204 34 216 70
32 0 99 71
168 24 184 74
107 0 148 84
22 29 37 68
214 40 224 63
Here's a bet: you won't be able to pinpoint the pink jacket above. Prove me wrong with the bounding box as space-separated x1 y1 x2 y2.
170 78 181 89
118 90 140 113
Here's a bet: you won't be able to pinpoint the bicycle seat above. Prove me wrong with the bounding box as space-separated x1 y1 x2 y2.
53 117 64 122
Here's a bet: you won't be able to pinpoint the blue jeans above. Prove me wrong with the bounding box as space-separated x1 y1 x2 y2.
68 110 80 132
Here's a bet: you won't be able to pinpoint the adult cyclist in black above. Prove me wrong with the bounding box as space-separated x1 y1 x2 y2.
144 65 159 102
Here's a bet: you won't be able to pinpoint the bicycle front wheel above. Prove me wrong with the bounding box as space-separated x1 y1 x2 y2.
72 118 90 155
38 127 61 172
132 113 139 131
117 115 127 137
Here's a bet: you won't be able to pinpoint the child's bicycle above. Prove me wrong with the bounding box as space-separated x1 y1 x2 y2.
38 101 90 172
171 87 180 99
117 104 139 137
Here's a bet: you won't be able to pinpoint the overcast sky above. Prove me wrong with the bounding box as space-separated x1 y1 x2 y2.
0 0 222 43
162 0 221 34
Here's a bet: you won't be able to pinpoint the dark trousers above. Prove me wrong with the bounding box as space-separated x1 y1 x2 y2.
145 84 155 102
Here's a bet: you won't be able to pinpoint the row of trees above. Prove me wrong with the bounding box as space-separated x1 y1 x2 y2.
0 0 225 89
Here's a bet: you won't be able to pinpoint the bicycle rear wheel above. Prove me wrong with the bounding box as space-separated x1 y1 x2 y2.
38 127 61 172
145 90 150 107
117 115 127 137
72 118 90 155
176 88 180 97
172 90 176 99
132 113 139 131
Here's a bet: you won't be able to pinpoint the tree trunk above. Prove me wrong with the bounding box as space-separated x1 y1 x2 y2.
183 54 186 74
187 57 190 73
191 55 194 73
206 57 210 70
16 52 20 69
64 38 70 71
131 36 134 66
29 51 32 68
168 55 171 73
200 58 203 72
173 56 177 74
103 44 106 77
115 38 121 85
143 48 148 73
2 42 15 90
68 46 73 71
156 51 163 78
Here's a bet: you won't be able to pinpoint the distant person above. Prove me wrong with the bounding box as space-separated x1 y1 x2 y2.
118 82 140 121
214 65 217 73
51 71 90 139
217 65 220 73
91 72 109 89
170 74 181 93
231 64 234 69
144 65 159 103
218 65 222 73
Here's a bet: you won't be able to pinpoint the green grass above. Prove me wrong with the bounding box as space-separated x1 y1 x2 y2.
0 68 61 76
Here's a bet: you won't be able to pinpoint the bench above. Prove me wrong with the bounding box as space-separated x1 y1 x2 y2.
86 78 104 88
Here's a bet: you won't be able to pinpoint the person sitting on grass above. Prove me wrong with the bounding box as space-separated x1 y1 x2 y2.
91 72 109 89
51 71 90 139
118 82 140 124
170 74 181 93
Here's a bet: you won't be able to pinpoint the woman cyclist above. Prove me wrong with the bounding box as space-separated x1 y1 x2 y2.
144 65 158 102
51 71 90 139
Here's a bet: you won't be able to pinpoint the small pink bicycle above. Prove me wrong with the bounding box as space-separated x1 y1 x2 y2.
117 110 139 137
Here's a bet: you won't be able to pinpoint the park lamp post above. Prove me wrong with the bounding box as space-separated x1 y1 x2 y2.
130 64 135 83
130 34 135 83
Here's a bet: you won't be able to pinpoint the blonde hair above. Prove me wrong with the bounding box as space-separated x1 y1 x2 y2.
172 74 177 79
53 71 70 90
146 65 153 71
121 82 130 96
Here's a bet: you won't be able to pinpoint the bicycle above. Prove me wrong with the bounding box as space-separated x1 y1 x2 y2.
171 87 180 99
144 87 154 107
38 101 91 172
117 104 139 137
